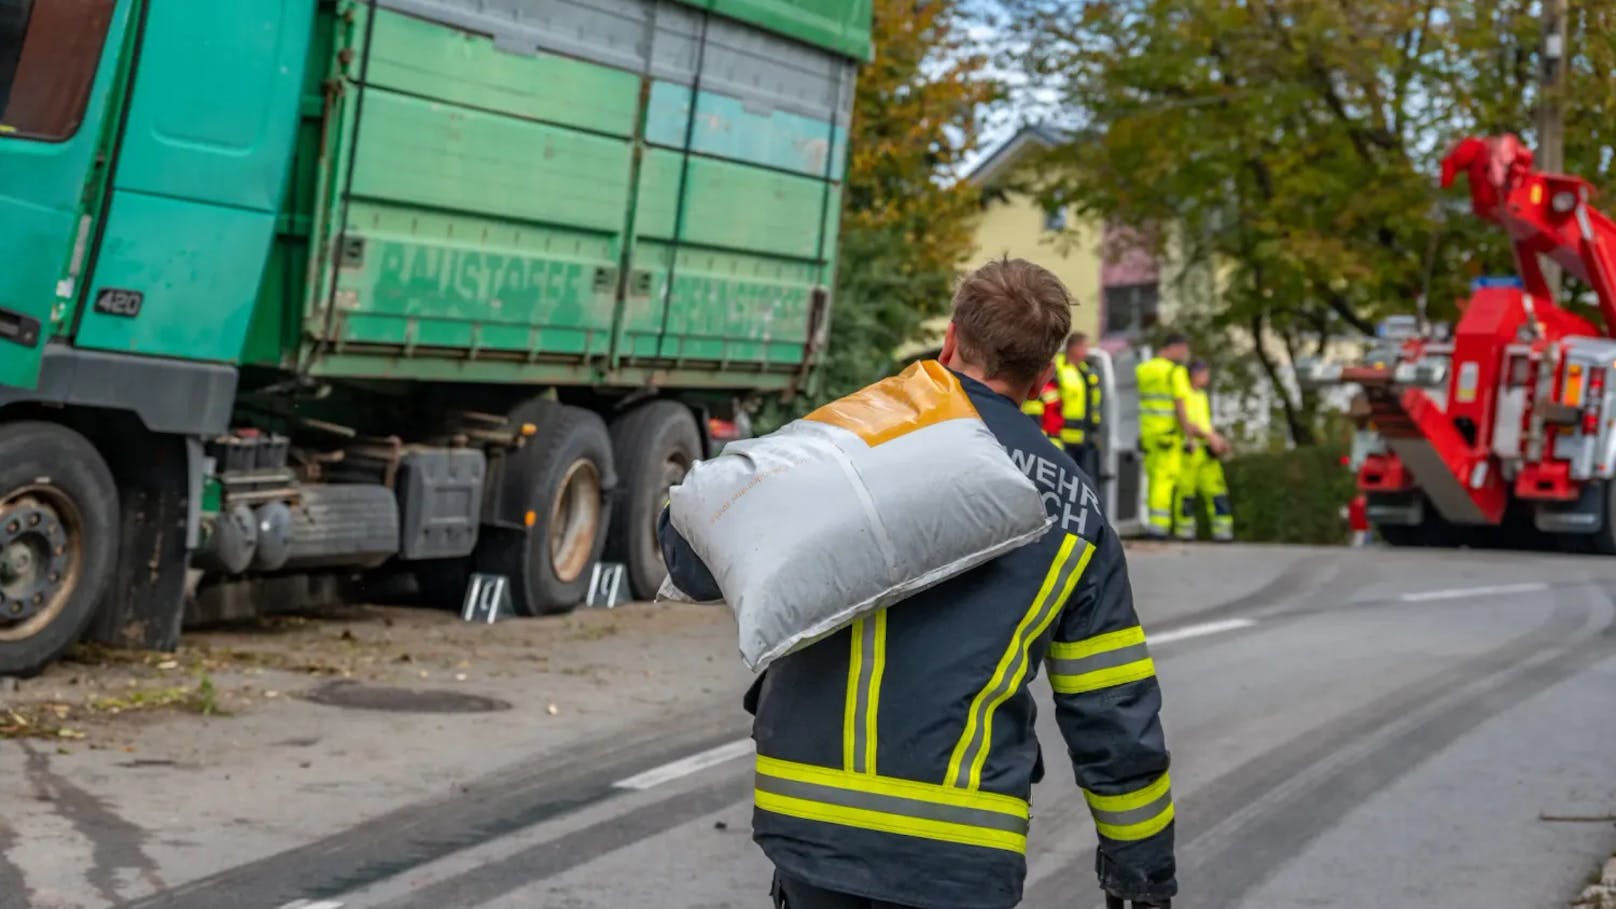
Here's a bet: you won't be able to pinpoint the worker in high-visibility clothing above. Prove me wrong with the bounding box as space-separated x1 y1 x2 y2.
1023 375 1063 443
1135 333 1194 538
1055 332 1104 483
660 258 1178 909
1176 361 1234 542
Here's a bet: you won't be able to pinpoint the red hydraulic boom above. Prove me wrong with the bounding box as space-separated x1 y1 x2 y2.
1346 134 1616 531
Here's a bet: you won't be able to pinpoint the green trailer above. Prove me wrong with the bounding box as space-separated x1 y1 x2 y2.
0 0 868 674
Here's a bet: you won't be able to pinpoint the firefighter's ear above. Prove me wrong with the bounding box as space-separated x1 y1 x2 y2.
939 321 959 367
1033 361 1057 399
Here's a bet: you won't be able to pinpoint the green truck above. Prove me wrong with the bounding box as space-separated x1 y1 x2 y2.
0 0 869 674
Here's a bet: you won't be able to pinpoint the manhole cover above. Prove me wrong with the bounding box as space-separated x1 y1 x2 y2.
299 681 512 714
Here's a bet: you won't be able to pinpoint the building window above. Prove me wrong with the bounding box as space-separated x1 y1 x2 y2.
1103 282 1160 337
1043 205 1067 232
0 0 116 141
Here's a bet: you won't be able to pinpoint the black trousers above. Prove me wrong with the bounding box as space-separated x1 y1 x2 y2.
771 872 925 909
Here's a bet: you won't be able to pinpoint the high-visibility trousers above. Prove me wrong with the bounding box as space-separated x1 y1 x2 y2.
1177 446 1233 541
1142 434 1182 536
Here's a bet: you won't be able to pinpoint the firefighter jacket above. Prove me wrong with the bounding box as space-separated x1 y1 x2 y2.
659 370 1177 909
1054 354 1102 446
1136 356 1190 442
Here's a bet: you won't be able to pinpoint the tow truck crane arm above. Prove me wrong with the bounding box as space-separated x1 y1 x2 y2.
1442 134 1616 338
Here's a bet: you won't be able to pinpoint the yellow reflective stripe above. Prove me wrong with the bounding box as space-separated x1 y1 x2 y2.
843 612 887 774
946 535 1094 789
1048 626 1155 695
843 617 864 771
1085 771 1171 812
1050 625 1145 661
1095 802 1175 841
1050 657 1156 694
755 789 1027 853
758 755 1029 817
865 610 887 774
1084 773 1174 841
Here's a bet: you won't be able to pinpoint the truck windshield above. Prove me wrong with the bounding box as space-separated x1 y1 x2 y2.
0 0 115 141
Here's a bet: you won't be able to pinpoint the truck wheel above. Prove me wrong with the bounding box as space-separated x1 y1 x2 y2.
476 403 612 615
1593 481 1616 556
607 401 702 600
0 423 119 676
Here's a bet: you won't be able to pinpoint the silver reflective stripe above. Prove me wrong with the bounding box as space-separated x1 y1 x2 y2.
1047 642 1150 679
1090 787 1173 829
756 773 1030 835
948 543 1089 787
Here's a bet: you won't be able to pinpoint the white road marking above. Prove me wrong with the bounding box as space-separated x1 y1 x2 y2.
1150 617 1257 645
612 738 755 791
1399 582 1549 603
278 901 344 909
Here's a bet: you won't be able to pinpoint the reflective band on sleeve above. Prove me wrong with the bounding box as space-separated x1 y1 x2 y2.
1083 773 1174 842
756 755 1029 853
1048 625 1156 695
945 535 1094 790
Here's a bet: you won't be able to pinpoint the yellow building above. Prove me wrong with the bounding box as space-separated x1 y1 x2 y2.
897 126 1104 358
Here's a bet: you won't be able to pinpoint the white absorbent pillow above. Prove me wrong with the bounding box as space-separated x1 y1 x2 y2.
658 361 1052 671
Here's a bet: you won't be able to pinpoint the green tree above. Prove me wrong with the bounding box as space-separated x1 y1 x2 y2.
781 0 998 419
1002 0 1616 444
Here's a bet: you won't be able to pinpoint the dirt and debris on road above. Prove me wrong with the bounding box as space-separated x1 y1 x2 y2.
0 599 732 745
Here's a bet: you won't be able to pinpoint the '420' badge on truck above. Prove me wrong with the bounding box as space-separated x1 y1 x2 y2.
93 288 144 318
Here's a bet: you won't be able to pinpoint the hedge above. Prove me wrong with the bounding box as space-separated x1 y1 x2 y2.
1218 444 1356 545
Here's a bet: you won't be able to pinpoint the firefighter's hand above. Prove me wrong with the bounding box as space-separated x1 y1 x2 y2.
1209 432 1230 456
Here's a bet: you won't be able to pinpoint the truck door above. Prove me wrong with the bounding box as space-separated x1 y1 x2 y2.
0 0 127 389
72 0 313 362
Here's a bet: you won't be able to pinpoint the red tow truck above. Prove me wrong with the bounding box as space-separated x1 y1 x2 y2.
1304 134 1616 549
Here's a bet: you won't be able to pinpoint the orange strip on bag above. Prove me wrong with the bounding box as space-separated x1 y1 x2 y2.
804 360 980 446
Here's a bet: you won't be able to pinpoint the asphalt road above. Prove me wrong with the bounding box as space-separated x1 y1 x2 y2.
0 540 1596 899
78 544 1613 909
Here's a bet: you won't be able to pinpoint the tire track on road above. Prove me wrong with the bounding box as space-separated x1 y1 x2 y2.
1023 582 1616 909
113 698 747 909
117 550 1347 909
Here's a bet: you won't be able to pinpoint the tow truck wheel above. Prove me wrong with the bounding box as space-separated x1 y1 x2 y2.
606 401 702 600
0 423 119 677
1592 481 1616 556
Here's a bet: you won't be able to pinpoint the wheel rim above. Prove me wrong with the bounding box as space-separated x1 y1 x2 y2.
0 485 84 643
647 454 692 573
549 459 602 584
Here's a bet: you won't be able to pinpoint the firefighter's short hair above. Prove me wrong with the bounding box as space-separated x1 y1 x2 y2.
951 257 1073 386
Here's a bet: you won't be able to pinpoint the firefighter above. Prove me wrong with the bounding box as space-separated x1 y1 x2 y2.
1176 361 1233 542
1055 332 1104 483
1135 333 1193 539
660 258 1176 909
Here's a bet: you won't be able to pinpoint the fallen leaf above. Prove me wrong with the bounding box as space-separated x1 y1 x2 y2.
264 691 279 699
454 673 468 682
157 660 179 670
57 728 85 740
546 703 559 716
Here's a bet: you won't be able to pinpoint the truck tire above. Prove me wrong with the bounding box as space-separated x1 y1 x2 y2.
0 422 119 676
607 401 702 600
1593 480 1616 556
475 402 613 615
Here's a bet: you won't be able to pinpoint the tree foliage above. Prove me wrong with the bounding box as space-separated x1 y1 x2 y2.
780 0 997 419
1001 0 1616 443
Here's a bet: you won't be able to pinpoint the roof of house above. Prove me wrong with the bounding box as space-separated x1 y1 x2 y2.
964 123 1069 188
